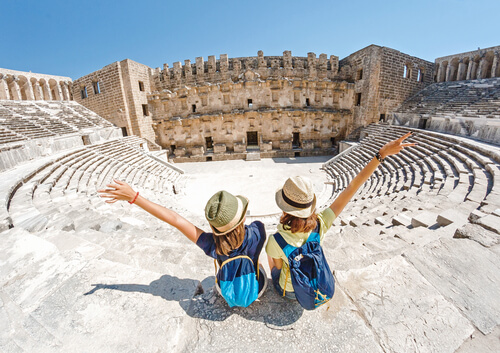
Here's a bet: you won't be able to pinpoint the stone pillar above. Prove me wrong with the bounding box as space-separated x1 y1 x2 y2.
307 52 317 79
33 80 43 100
457 60 466 81
257 50 266 69
466 58 473 80
491 52 499 78
195 57 204 83
61 82 70 100
445 63 452 82
24 79 35 100
53 82 63 100
0 75 10 100
318 53 327 79
283 50 292 70
436 64 444 82
10 76 22 100
220 54 229 80
477 57 487 79
42 81 53 100
184 60 192 83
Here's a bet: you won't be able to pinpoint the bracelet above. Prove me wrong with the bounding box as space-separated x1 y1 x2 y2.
375 152 385 163
129 192 139 204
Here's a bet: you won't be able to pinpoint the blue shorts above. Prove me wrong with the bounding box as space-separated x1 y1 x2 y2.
271 267 296 300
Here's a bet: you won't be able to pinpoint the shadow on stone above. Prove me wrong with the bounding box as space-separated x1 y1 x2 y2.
84 274 303 327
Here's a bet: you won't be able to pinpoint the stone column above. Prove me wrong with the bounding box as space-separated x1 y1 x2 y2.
61 82 70 100
466 58 473 80
477 57 487 79
436 64 444 82
33 80 43 100
307 52 317 79
10 76 22 100
195 57 204 83
445 63 452 82
42 81 53 100
0 75 10 100
457 60 466 81
491 52 498 78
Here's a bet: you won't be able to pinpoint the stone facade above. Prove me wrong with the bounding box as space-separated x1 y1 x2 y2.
72 59 156 143
435 45 500 82
0 68 72 101
149 51 353 161
340 45 434 131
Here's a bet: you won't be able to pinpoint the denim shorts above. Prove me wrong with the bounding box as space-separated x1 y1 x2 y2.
271 267 296 300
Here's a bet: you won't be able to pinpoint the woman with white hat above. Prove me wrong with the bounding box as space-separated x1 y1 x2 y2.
266 132 416 300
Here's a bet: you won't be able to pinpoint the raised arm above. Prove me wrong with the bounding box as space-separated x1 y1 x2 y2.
98 180 204 243
329 132 416 217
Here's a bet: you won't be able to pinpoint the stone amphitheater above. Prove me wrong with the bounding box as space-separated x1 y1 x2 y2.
1 44 500 353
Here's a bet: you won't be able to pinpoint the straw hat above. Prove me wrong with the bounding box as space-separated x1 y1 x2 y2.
275 176 317 218
205 190 249 235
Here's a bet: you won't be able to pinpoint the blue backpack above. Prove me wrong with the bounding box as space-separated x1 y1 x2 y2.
273 222 335 310
214 255 259 307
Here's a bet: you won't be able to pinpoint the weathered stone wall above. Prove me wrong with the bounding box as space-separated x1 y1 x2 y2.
154 109 352 161
149 51 354 161
435 45 500 82
72 59 155 142
340 45 434 130
152 51 340 91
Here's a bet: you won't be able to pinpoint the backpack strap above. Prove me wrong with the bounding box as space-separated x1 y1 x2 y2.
214 255 255 284
273 232 296 258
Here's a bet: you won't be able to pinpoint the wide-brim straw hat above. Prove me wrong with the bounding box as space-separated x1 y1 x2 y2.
275 176 317 218
205 190 249 236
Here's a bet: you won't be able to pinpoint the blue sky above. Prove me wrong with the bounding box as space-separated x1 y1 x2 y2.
1 0 498 79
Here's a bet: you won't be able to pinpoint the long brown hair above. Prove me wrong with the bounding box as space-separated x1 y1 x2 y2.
280 212 318 234
213 222 245 255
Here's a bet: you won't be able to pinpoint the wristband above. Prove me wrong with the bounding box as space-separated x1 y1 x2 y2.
129 192 139 204
375 152 385 163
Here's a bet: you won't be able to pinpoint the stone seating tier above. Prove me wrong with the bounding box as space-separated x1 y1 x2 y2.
0 100 115 144
395 78 500 118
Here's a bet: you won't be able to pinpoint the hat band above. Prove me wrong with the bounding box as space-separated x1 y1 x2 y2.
282 190 313 209
214 197 244 233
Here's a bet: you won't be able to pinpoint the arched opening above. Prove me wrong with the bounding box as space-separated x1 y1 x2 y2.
6 76 21 100
496 55 500 78
440 61 448 82
470 55 481 80
39 79 51 100
18 76 31 100
459 57 469 81
30 78 42 100
0 74 8 100
434 63 440 82
480 51 494 79
449 58 459 81
49 79 61 100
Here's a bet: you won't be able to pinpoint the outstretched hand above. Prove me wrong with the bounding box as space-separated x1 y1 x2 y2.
379 132 417 159
97 180 136 203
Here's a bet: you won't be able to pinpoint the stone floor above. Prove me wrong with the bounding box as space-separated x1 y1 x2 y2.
1 156 499 353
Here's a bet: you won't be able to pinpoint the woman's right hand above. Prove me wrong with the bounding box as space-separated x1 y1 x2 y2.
97 180 137 203
379 132 416 159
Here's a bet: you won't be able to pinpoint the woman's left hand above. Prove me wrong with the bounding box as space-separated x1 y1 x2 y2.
97 180 137 203
379 132 417 159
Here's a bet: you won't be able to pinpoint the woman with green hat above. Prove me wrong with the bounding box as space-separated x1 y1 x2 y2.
99 181 267 307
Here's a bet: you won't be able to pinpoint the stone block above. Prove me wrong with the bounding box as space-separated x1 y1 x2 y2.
475 214 500 235
260 141 272 151
374 217 387 226
174 147 186 157
392 213 411 227
302 140 314 150
411 211 438 228
246 152 261 161
279 140 292 150
234 143 246 153
437 209 468 227
190 145 205 156
213 143 226 154
454 223 500 247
